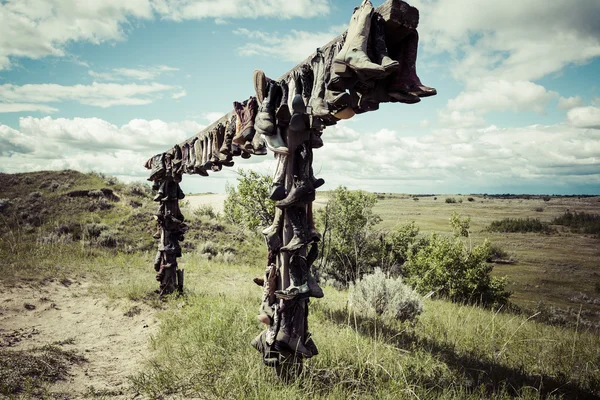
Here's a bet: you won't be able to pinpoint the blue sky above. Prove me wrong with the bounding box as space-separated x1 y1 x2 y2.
1 0 599 195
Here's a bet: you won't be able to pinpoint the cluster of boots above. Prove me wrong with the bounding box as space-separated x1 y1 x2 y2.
144 154 187 297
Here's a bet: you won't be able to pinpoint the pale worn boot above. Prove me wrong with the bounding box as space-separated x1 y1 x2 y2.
307 49 329 117
219 114 236 158
333 0 386 81
280 207 312 253
270 153 287 200
262 207 284 251
263 126 289 155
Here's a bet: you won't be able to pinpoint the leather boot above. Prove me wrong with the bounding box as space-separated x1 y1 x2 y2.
219 115 236 158
263 126 289 155
276 79 291 125
308 49 329 117
270 153 287 201
148 153 166 181
255 81 279 136
300 64 313 110
262 207 283 251
280 207 312 253
203 135 213 169
307 202 321 242
388 30 436 99
370 12 399 73
250 132 268 156
275 329 312 358
233 97 258 146
253 69 268 104
275 255 309 299
333 0 386 81
277 143 315 209
189 139 197 168
193 137 209 176
215 123 225 158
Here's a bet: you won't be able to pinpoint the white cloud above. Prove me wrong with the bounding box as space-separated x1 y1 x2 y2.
172 90 187 99
567 106 600 129
0 117 205 178
312 121 600 193
0 103 59 113
412 0 600 83
0 82 179 111
89 65 180 81
0 0 330 70
233 27 343 63
558 96 584 110
153 0 330 22
447 80 558 115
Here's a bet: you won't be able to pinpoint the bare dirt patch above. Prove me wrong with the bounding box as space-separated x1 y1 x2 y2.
0 279 158 398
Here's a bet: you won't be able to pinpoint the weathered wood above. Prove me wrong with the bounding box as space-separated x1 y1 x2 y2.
176 0 417 149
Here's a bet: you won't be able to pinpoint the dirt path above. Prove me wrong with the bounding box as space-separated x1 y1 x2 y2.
0 279 158 398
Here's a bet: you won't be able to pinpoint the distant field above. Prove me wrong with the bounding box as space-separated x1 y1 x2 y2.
189 192 600 326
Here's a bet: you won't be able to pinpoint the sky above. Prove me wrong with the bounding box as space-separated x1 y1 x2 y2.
0 0 599 195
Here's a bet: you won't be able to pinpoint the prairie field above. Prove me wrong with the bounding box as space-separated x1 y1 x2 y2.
0 170 599 399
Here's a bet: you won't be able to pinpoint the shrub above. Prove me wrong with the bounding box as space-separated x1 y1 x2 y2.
316 186 382 285
223 169 274 230
413 197 419 201
194 204 220 220
551 211 600 234
403 234 511 307
467 197 475 202
445 197 456 204
28 192 42 200
349 268 423 322
534 207 544 212
542 196 552 202
126 182 151 197
486 217 554 233
486 243 512 262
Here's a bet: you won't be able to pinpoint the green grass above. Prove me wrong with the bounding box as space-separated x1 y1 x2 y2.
1 172 600 398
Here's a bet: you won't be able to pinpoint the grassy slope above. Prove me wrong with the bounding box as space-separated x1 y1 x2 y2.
1 172 599 399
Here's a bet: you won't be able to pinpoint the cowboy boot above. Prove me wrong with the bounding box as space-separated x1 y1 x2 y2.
215 123 225 158
255 81 279 136
307 49 329 117
275 255 309 299
203 135 213 169
277 144 315 209
193 137 209 176
219 115 236 159
280 207 312 253
270 153 287 200
189 139 197 168
333 0 386 81
388 30 435 100
148 153 166 181
276 79 291 125
300 64 313 110
234 97 259 145
370 12 399 73
327 38 359 93
262 207 283 251
307 202 321 242
253 69 268 104
250 132 268 156
289 74 310 133
263 126 289 155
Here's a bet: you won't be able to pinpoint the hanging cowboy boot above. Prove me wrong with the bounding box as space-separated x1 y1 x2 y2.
277 143 315 209
214 123 225 158
280 207 312 253
307 202 321 242
202 135 214 170
275 255 309 300
289 74 310 133
270 153 288 201
253 69 268 104
263 126 289 155
275 79 291 125
262 207 283 251
333 0 386 81
255 81 279 136
388 31 435 100
300 64 314 111
193 137 209 176
370 12 399 74
307 49 330 117
233 98 257 146
219 115 236 160
249 132 268 156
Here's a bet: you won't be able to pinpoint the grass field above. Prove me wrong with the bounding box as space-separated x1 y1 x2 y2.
1 170 599 398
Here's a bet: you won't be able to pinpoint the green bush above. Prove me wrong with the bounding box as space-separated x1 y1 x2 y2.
223 169 274 230
316 186 382 285
404 234 510 307
349 268 423 322
486 217 554 233
551 211 600 234
193 204 220 220
445 197 456 204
